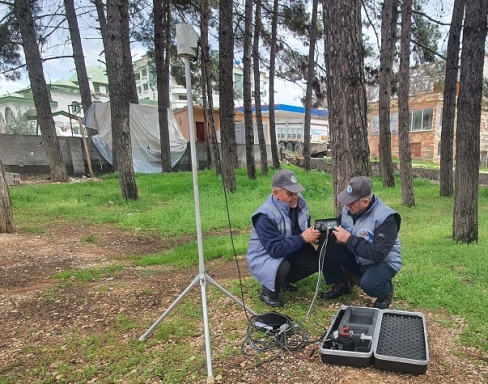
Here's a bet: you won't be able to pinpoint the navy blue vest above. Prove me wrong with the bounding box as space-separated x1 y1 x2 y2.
341 196 402 272
246 194 310 291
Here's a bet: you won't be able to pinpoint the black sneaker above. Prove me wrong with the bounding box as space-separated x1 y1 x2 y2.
282 282 298 292
259 293 284 307
320 281 351 300
374 290 393 309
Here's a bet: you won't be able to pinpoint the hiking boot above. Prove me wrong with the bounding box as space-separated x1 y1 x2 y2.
259 293 284 307
282 282 298 292
320 281 351 300
374 290 393 309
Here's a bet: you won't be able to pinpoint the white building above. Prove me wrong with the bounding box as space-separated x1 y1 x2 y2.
0 57 271 135
0 66 110 135
132 54 270 109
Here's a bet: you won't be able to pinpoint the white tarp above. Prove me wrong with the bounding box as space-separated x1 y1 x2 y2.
83 102 188 173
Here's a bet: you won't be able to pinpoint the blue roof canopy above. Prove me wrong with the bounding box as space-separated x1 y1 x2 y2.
235 104 328 118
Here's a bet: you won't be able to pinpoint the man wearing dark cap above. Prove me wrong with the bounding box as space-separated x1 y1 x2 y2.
246 169 321 307
321 176 402 309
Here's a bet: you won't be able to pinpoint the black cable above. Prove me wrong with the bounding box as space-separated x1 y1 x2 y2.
304 228 329 320
199 42 327 360
241 314 311 360
199 39 253 325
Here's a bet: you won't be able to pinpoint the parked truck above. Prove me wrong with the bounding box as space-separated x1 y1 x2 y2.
276 118 329 156
235 117 330 157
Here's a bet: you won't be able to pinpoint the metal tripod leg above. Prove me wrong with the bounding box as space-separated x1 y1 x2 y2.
205 272 257 316
139 274 201 341
139 271 257 342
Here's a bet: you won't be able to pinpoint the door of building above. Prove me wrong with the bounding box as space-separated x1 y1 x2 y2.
196 122 205 142
410 142 421 158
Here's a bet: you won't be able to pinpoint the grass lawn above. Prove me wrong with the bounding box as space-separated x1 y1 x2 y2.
5 165 488 382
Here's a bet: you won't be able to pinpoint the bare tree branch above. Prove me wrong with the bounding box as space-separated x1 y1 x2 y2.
40 19 67 41
361 0 381 51
411 38 447 60
0 63 26 75
412 9 451 27
0 53 76 77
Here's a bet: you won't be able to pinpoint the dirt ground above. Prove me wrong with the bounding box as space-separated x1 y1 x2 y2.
1 221 487 383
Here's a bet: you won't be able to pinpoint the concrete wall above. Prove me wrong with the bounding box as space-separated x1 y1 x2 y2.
0 134 111 176
0 134 273 176
3 134 487 184
305 158 488 185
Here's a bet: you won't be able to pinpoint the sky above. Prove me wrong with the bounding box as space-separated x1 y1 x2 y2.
0 43 307 106
0 0 453 107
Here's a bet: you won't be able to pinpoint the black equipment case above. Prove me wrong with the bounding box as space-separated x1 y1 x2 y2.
320 306 429 374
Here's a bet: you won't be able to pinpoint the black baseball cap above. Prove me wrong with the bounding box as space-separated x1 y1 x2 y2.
337 176 373 205
272 170 305 193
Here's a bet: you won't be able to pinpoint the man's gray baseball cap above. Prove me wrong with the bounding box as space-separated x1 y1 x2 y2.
337 176 373 205
272 170 305 193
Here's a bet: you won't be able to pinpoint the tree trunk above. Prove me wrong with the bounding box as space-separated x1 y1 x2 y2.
453 0 488 243
106 0 138 200
378 0 398 188
94 0 116 169
200 0 220 174
303 0 318 171
95 0 109 72
154 0 172 172
14 0 68 183
64 0 92 116
268 0 280 169
219 0 237 192
323 0 370 215
200 0 214 170
0 159 16 233
253 0 268 176
440 0 465 197
397 0 415 207
243 0 256 179
121 1 138 104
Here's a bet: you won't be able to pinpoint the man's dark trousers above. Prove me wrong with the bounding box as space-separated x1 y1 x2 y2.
261 243 318 298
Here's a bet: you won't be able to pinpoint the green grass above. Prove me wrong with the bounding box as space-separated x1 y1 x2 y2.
52 265 125 283
5 165 488 382
82 233 98 244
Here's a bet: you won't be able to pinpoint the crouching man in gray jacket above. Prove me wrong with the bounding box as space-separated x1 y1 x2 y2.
321 176 402 309
246 170 321 307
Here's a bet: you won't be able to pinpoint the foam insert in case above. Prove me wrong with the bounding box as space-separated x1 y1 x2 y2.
372 309 429 374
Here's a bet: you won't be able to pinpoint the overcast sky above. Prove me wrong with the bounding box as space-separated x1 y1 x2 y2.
0 0 453 107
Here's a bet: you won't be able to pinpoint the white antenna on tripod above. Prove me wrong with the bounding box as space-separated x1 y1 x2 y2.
139 23 257 384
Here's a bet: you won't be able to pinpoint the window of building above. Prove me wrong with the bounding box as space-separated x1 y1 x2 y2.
5 107 14 124
178 95 187 100
410 108 433 131
143 83 149 91
234 73 243 98
137 86 142 94
437 107 443 131
134 73 141 81
94 84 100 93
370 113 398 134
141 68 148 78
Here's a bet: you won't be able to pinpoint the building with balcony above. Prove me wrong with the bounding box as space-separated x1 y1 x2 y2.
132 54 270 109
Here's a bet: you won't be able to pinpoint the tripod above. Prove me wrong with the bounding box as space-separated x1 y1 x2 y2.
139 33 257 383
